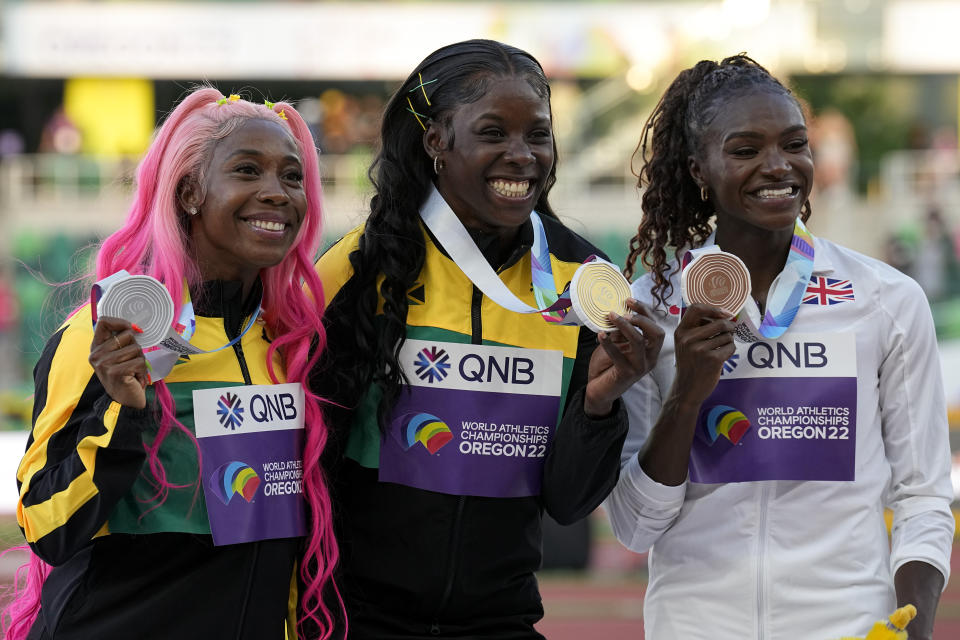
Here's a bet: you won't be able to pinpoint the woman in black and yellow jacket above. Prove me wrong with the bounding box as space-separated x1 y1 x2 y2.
9 89 339 640
311 40 664 639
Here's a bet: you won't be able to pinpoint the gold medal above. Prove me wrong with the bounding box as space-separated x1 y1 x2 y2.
569 260 632 333
681 250 751 316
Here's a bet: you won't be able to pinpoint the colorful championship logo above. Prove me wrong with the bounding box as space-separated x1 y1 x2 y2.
217 392 244 430
414 346 451 383
395 412 454 455
702 404 751 446
208 461 261 505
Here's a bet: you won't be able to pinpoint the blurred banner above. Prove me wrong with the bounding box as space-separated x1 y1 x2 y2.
3 1 816 80
64 78 155 156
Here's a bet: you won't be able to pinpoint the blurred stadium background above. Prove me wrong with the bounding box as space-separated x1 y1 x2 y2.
2 0 960 636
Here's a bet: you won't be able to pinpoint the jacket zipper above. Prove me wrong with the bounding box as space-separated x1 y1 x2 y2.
229 310 255 638
431 496 467 635
756 484 771 640
430 285 484 635
232 338 253 385
235 540 260 639
222 286 254 385
470 284 483 346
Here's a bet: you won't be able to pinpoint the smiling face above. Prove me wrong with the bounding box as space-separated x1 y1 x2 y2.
428 75 555 241
688 90 813 236
186 118 306 288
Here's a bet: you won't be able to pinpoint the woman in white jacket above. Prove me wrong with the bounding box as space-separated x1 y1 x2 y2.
605 54 954 640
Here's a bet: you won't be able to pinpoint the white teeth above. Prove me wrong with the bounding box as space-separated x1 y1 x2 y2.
490 179 530 197
249 220 285 231
756 187 794 198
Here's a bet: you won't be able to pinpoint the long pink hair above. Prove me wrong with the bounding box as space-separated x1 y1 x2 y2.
3 88 340 638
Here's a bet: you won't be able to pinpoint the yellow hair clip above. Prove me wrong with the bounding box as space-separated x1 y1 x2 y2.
406 96 427 131
408 73 438 106
216 98 228 106
228 94 241 102
264 100 275 110
278 110 288 121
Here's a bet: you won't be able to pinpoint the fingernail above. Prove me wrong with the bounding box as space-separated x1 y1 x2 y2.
131 324 144 334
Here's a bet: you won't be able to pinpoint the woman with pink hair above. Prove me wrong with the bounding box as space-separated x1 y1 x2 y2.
4 88 339 639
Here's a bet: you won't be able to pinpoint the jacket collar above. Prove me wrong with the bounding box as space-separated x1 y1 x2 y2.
424 217 535 272
193 278 263 338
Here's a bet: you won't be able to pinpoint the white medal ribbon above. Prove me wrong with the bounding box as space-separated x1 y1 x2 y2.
418 187 630 333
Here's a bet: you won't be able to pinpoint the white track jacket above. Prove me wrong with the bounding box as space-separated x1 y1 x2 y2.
605 236 954 640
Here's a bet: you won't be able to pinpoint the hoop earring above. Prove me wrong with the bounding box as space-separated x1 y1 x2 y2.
433 156 443 175
700 186 709 202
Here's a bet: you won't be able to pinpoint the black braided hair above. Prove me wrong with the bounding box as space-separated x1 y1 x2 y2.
324 39 558 429
624 53 811 307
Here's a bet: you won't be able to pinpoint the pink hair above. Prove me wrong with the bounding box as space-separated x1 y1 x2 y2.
3 88 341 638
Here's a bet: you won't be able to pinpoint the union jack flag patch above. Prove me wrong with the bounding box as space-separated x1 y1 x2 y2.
803 276 855 305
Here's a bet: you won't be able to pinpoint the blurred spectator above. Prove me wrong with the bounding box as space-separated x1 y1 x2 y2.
300 89 384 155
913 207 960 302
38 107 81 154
884 232 914 276
811 109 857 204
0 268 20 389
0 129 25 157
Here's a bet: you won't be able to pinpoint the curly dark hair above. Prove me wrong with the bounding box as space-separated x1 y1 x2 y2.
623 53 811 306
323 39 559 428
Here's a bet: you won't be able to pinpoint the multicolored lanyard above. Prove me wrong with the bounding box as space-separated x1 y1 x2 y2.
92 271 262 380
154 283 262 355
743 218 815 340
682 218 815 341
530 213 566 323
418 187 570 323
418 187 631 332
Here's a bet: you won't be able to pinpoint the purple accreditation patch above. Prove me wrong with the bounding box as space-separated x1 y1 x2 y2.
193 383 307 546
688 333 858 484
379 339 563 498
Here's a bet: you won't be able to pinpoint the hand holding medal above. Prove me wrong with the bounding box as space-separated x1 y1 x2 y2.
92 271 175 348
419 187 635 333
670 247 746 410
90 270 262 384
680 248 752 318
89 271 178 408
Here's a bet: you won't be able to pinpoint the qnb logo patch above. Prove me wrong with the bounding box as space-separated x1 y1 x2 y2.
217 392 244 430
721 353 740 376
702 404 751 446
414 346 451 383
209 461 261 505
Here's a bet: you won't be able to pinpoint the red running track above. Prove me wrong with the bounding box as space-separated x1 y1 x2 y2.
537 532 960 639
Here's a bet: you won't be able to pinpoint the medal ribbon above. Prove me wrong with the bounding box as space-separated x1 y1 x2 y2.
152 282 262 355
744 218 815 339
92 271 262 380
681 218 815 341
418 187 572 323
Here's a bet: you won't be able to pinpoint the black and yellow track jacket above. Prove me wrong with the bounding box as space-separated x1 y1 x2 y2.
18 281 300 640
313 217 629 639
